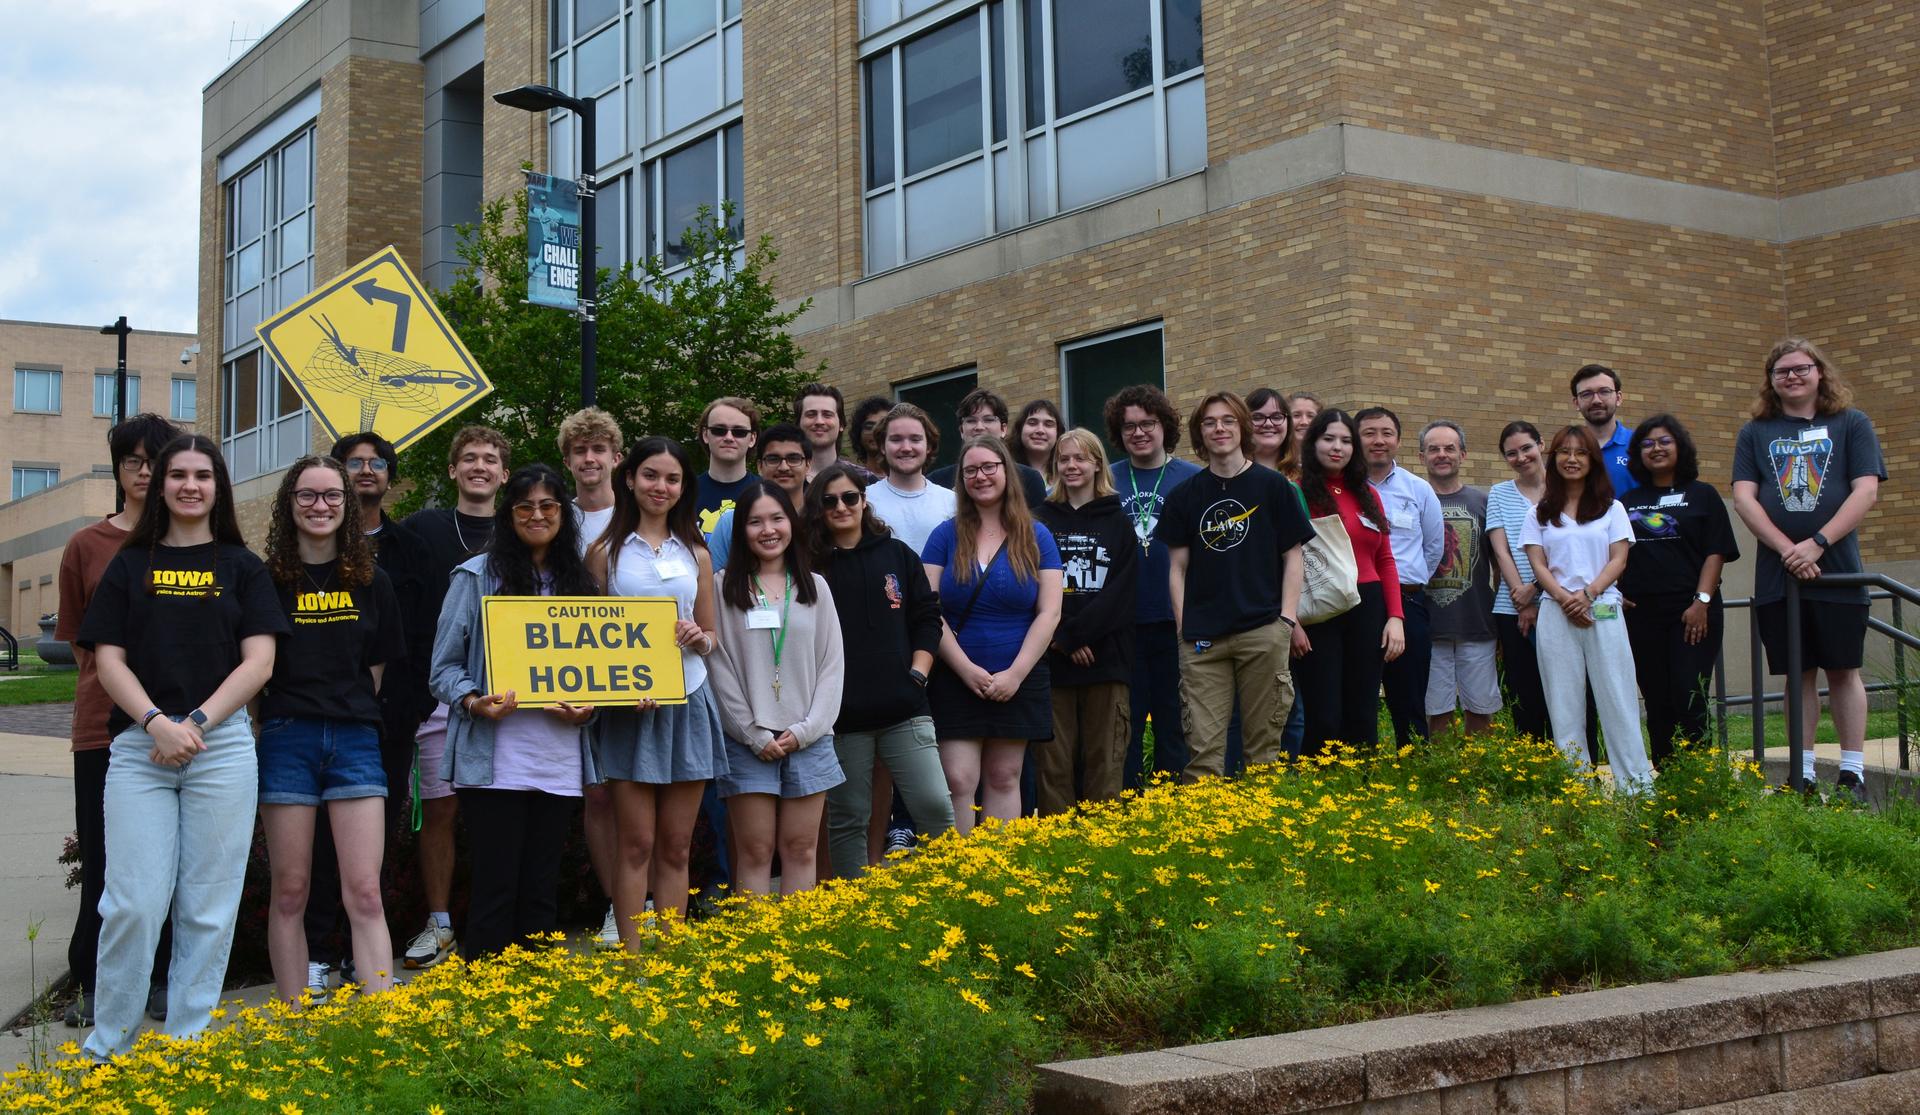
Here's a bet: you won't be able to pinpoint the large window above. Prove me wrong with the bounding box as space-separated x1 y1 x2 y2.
171 378 198 422
893 366 978 473
1061 322 1163 458
93 373 142 418
548 0 744 276
12 368 60 414
11 468 58 500
862 0 1206 272
221 125 314 481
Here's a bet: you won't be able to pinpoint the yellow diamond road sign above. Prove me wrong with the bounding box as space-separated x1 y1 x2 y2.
255 246 491 453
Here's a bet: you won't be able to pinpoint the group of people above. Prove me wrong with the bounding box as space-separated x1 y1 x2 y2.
55 339 1882 1059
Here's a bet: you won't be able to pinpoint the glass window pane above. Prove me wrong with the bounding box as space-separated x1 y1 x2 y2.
1024 0 1044 127
662 134 718 265
865 57 895 188
597 174 626 266
239 166 265 240
172 378 198 422
550 52 568 94
550 114 575 178
989 1 1006 143
226 352 260 436
1055 93 1156 209
280 213 309 265
661 36 720 133
724 123 743 240
1163 0 1202 75
724 20 742 105
274 359 302 418
576 25 620 93
902 16 982 177
725 0 740 18
1064 326 1163 458
595 87 626 161
550 0 570 48
280 133 310 214
577 0 619 33
903 158 987 259
237 241 263 290
1167 73 1206 174
663 0 710 53
1051 0 1151 117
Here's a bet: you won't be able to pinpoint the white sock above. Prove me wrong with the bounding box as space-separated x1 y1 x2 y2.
1802 751 1817 782
431 911 451 930
1840 751 1865 777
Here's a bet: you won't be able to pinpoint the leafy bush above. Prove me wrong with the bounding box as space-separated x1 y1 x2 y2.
9 730 1919 1113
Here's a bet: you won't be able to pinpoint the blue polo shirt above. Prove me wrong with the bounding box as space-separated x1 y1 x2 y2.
1597 421 1635 500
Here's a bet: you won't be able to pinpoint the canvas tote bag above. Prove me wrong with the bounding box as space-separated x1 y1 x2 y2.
1297 512 1361 625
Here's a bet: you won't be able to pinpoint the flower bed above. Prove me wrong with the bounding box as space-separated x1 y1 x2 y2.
7 732 1919 1113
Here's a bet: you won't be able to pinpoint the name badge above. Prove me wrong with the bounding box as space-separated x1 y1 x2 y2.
1592 602 1620 621
1800 426 1828 443
1390 510 1414 530
655 557 693 580
746 606 782 630
1658 493 1685 508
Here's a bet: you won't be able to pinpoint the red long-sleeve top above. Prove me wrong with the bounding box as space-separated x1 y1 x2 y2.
1325 481 1404 619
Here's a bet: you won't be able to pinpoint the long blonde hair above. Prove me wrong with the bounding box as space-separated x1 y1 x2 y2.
1046 428 1116 503
950 436 1041 584
1753 337 1853 419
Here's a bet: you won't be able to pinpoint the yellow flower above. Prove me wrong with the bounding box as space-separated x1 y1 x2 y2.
737 1040 757 1056
803 1033 823 1048
1423 879 1441 893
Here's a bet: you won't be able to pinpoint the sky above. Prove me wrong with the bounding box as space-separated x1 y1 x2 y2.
0 0 296 334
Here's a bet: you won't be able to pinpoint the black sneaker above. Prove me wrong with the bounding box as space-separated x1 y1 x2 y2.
62 992 93 1028
1835 769 1864 802
146 984 167 1022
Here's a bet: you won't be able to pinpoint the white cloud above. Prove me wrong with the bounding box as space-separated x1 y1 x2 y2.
0 0 298 333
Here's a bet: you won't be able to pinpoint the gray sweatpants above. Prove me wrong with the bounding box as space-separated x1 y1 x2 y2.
1535 604 1654 793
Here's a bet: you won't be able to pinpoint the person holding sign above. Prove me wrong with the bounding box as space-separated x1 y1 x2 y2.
1521 426 1653 792
923 436 1063 834
585 437 727 945
428 464 599 957
709 481 846 895
258 456 404 1001
77 435 286 1059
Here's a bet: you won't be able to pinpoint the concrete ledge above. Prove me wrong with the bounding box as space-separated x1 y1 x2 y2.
1034 948 1920 1114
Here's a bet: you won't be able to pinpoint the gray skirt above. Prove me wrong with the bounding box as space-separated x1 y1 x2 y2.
590 681 729 785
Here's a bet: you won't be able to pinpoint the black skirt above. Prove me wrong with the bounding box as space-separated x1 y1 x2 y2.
928 660 1053 740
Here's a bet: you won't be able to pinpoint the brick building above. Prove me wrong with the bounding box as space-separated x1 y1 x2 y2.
199 0 1917 577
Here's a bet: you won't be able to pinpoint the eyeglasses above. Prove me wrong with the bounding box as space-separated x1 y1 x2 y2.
819 491 863 509
706 424 752 440
1249 413 1288 427
760 452 808 468
1199 416 1239 430
1554 449 1591 460
1575 388 1617 402
1641 436 1676 449
118 456 151 473
512 499 564 520
960 461 1003 480
292 489 346 508
1120 421 1159 436
1771 363 1818 380
344 458 389 473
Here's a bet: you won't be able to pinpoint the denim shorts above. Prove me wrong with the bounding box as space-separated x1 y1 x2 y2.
258 716 387 806
717 734 845 800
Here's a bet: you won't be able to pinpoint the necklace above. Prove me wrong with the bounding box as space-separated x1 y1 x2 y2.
754 572 794 699
1212 458 1251 489
1128 460 1170 553
453 512 487 555
302 561 336 596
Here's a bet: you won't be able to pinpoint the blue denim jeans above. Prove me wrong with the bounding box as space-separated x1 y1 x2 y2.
85 712 256 1059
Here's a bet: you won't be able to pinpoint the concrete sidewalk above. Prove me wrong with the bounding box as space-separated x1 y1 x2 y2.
0 730 82 1068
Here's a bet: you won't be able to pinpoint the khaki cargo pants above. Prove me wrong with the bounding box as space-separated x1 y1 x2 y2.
1177 618 1295 779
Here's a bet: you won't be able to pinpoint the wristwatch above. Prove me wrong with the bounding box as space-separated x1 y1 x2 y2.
1694 591 1712 605
188 709 209 729
1278 615 1298 629
908 668 928 687
1812 531 1831 550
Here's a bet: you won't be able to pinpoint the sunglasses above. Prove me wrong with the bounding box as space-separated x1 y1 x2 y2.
706 424 753 440
819 491 863 509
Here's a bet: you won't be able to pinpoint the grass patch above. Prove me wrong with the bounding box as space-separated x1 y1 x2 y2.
6 730 1918 1112
0 648 77 707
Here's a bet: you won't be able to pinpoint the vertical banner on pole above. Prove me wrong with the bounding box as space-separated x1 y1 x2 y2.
526 171 582 311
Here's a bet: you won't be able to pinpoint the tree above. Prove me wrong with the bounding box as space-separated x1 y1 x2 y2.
396 190 823 510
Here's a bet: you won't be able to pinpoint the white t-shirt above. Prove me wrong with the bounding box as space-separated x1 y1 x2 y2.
573 503 615 556
865 477 957 556
1518 501 1633 604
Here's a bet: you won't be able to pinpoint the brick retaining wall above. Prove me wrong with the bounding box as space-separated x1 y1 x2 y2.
1035 946 1920 1113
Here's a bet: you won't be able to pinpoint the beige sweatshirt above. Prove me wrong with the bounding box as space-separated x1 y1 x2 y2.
706 571 845 755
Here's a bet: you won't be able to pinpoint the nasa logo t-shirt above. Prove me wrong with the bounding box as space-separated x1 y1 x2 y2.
1155 463 1315 641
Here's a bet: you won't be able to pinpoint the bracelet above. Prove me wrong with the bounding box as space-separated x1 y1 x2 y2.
908 668 928 687
140 708 163 730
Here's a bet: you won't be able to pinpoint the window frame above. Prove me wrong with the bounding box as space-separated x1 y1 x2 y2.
12 367 62 415
171 377 198 422
892 363 980 473
10 467 60 500
92 372 142 419
1058 320 1165 457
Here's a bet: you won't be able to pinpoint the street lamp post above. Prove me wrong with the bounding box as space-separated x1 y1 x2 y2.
100 316 131 512
492 83 597 407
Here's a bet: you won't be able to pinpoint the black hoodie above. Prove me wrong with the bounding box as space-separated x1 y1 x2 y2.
818 531 945 732
1035 494 1138 687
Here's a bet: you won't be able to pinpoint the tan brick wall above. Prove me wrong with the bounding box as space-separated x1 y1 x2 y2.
1783 215 1920 562
1769 1 1920 195
482 0 547 207
743 0 864 300
1202 0 1348 163
1334 0 1775 194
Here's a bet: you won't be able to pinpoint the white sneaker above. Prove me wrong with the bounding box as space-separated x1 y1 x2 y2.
596 904 620 947
305 961 331 1004
403 921 456 969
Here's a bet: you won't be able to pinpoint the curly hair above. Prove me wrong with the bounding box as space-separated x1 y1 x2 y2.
1753 337 1852 419
1102 384 1181 455
265 456 375 589
1626 414 1700 488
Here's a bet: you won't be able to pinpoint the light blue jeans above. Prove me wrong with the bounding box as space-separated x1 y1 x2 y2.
85 713 256 1060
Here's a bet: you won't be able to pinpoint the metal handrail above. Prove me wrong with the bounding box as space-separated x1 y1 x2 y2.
0 626 17 672
1712 574 1918 789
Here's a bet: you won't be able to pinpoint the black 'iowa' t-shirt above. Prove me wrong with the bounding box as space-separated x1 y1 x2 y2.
76 541 289 735
262 561 406 724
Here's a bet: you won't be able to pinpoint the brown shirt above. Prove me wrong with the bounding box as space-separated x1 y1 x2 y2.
55 518 129 751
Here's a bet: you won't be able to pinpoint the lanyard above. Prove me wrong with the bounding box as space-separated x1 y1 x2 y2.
1129 462 1169 550
754 572 794 670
